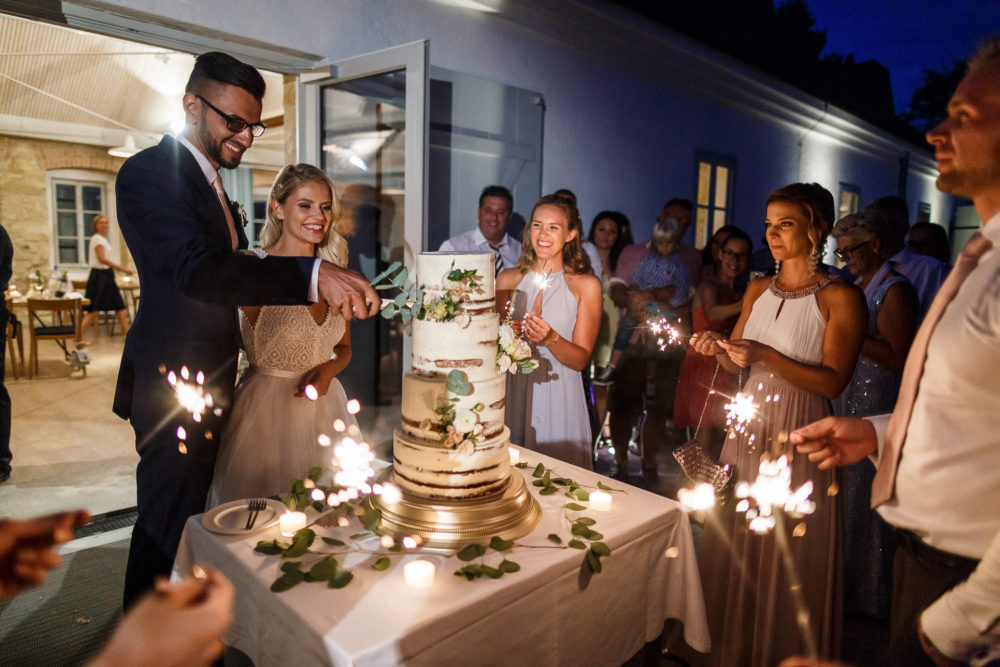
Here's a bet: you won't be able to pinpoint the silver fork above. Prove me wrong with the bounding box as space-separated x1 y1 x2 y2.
245 498 267 530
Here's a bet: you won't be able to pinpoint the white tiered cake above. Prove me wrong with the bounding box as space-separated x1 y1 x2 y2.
392 252 512 499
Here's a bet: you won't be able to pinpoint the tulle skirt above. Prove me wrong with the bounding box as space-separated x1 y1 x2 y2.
207 366 359 508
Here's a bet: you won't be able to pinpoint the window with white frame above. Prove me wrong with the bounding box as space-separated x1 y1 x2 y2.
916 202 931 223
49 172 111 268
838 183 860 219
694 154 735 249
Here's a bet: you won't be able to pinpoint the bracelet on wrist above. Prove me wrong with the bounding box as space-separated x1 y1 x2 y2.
545 333 558 347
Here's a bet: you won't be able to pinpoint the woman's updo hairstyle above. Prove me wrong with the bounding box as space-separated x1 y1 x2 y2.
766 182 835 264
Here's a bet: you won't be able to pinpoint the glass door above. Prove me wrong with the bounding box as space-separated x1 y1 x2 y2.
300 41 428 458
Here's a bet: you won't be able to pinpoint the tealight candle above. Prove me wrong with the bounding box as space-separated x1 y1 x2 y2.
508 447 520 465
589 490 613 512
404 559 436 589
279 510 307 536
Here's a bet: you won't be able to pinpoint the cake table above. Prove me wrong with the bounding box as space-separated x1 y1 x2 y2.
174 448 711 666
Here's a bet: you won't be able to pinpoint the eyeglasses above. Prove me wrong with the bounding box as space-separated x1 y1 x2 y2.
721 249 749 260
834 239 872 260
196 95 267 137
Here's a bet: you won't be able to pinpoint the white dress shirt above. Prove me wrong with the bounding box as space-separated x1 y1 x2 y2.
869 212 1000 664
87 233 112 269
175 134 322 301
889 247 948 322
439 227 522 269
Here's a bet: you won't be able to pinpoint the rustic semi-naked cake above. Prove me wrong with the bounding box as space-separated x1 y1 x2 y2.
391 251 512 499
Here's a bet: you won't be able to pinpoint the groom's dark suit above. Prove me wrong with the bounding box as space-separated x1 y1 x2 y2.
115 134 314 605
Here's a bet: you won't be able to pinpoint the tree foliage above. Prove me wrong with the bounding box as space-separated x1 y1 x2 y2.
900 62 967 134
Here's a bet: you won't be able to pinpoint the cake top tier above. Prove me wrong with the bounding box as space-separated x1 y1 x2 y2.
417 252 495 296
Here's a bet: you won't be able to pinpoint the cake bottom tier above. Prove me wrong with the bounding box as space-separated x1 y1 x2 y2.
392 426 510 500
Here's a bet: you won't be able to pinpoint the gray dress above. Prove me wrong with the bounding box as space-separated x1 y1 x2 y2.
833 263 910 619
505 270 593 470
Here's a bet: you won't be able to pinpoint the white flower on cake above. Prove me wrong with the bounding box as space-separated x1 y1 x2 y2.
497 353 513 374
495 322 539 375
498 324 516 349
514 338 532 360
452 407 478 433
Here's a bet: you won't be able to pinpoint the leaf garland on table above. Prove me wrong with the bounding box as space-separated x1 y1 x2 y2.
255 459 624 591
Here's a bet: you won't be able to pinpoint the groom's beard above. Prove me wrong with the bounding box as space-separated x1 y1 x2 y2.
197 111 244 170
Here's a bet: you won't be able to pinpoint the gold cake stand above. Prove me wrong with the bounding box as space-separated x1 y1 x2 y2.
366 470 542 549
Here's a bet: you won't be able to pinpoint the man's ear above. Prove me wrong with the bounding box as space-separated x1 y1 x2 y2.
182 92 199 125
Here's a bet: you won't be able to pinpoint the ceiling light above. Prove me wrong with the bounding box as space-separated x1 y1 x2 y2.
108 135 139 158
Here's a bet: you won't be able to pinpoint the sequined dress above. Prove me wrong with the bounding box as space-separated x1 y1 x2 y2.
206 293 357 507
505 270 593 470
699 275 841 666
833 264 910 619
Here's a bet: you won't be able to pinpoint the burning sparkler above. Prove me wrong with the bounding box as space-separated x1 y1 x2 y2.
167 366 214 423
724 391 759 434
733 455 815 534
647 316 683 349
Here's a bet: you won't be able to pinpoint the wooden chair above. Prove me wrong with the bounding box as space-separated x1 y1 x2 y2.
27 297 83 378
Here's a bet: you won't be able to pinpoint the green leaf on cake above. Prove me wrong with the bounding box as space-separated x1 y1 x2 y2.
547 533 562 544
391 266 409 288
489 536 514 551
446 370 472 395
381 303 398 319
328 570 354 589
532 463 545 478
565 503 587 511
370 261 402 286
394 291 409 307
401 308 412 324
372 556 391 571
457 543 487 561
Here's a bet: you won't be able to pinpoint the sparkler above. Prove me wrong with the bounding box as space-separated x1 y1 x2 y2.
677 483 718 512
724 391 758 433
647 316 683 349
167 366 214 423
733 455 815 534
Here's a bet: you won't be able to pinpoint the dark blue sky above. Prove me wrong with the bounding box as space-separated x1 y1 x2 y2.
806 0 1000 113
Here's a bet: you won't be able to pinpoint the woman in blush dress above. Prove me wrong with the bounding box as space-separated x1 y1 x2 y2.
207 164 358 506
690 183 867 666
831 210 918 620
673 228 751 456
498 194 602 470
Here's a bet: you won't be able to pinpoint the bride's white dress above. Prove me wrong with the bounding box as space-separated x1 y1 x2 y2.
206 299 357 508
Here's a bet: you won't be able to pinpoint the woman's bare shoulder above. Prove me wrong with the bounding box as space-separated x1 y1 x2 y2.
565 271 602 298
495 268 524 290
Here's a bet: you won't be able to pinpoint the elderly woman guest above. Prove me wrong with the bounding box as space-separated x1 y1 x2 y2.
80 214 133 341
690 183 866 666
831 210 918 621
499 194 602 469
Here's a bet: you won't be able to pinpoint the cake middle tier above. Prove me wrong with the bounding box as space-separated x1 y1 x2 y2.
410 313 499 382
401 372 506 443
392 426 511 500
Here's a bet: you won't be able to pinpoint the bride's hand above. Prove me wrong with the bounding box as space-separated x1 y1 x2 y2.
522 313 554 345
296 362 337 398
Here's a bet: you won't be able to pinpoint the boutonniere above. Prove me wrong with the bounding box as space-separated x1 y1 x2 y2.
229 200 249 227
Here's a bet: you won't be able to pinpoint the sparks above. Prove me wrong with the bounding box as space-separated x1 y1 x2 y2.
734 455 816 534
677 483 717 511
647 316 683 349
724 391 758 432
166 366 213 423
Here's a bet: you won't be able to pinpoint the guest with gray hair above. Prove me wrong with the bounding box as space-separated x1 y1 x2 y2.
831 210 919 622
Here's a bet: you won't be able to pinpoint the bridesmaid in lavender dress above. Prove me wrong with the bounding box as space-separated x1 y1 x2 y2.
831 211 918 620
690 183 867 666
498 194 602 470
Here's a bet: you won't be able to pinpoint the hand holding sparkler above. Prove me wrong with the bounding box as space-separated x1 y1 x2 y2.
717 338 769 368
790 416 878 470
523 312 555 346
689 330 727 356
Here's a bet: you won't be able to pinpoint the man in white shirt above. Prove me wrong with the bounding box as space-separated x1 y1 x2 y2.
866 195 948 322
439 185 521 275
792 36 1000 667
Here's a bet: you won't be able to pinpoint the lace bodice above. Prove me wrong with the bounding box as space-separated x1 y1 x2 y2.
238 249 345 372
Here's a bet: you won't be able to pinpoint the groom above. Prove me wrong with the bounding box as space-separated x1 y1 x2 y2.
114 52 378 607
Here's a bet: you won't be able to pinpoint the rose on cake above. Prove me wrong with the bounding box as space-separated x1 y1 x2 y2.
497 322 538 375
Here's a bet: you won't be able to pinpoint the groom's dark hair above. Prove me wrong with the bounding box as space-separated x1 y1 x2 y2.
186 52 266 101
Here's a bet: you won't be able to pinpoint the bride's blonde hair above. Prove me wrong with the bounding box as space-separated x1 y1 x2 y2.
260 163 349 267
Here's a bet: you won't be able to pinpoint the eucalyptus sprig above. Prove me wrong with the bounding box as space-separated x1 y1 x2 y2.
453 536 522 581
522 461 619 573
370 261 423 323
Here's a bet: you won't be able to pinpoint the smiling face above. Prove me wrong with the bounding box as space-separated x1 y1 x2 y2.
764 200 814 262
592 217 620 250
183 82 262 170
719 237 750 280
273 180 334 252
529 204 577 263
477 195 512 245
926 62 1000 216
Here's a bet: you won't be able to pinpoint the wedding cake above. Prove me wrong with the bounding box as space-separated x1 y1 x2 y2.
392 252 512 500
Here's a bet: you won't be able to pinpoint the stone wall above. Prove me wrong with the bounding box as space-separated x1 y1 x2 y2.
0 134 131 291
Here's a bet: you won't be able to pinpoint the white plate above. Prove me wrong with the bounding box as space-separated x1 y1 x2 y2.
202 498 285 536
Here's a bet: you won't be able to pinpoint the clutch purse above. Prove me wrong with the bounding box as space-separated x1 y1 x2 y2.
673 440 734 495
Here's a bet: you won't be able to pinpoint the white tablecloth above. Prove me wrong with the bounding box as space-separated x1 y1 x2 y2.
175 448 710 666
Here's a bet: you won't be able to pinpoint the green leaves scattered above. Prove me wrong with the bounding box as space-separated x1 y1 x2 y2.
457 543 487 561
329 570 354 589
547 533 562 544
565 503 587 511
306 556 337 582
322 537 346 547
360 508 382 532
532 463 545 478
451 535 522 581
568 539 587 550
283 529 315 558
489 536 514 551
446 370 472 396
255 539 289 555
270 562 305 592
372 556 391 571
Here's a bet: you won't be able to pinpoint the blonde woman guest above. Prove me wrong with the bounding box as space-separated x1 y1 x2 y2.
207 164 357 506
498 194 602 469
690 183 867 666
80 215 132 341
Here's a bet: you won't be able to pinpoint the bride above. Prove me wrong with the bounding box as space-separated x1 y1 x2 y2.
207 164 358 507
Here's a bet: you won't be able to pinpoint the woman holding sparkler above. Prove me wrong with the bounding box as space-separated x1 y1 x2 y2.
207 164 358 506
499 194 602 469
690 183 866 666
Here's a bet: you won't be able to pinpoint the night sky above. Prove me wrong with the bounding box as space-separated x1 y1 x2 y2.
806 0 1000 114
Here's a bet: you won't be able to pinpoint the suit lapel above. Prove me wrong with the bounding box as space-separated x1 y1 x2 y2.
161 135 235 250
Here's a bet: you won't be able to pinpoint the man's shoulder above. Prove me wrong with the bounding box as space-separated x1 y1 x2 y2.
443 228 480 250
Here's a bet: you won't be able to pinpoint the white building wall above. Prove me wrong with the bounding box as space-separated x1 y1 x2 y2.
85 0 955 243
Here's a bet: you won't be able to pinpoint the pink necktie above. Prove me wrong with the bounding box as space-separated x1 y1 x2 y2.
211 174 238 251
871 232 993 507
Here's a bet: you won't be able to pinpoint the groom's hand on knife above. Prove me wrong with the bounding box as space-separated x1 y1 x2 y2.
317 262 379 321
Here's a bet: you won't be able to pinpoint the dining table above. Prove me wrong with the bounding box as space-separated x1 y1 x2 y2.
174 447 711 666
